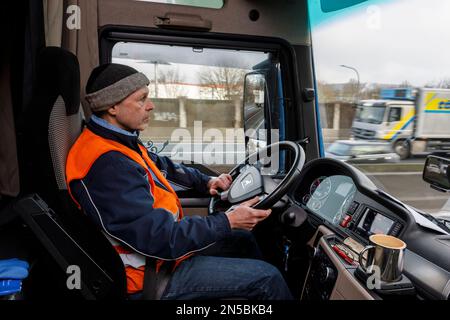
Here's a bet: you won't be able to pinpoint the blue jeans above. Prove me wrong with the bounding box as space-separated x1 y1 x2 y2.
197 229 263 260
160 230 293 300
161 256 292 300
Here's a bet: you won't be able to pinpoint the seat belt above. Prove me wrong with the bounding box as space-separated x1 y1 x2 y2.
141 258 173 300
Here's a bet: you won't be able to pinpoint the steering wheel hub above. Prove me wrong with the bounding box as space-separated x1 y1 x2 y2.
209 141 305 214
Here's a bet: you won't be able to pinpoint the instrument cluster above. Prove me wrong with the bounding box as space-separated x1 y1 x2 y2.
298 175 357 227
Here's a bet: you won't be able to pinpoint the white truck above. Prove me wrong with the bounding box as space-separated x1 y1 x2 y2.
351 88 450 159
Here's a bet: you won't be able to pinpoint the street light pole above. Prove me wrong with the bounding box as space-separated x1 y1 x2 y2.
154 62 158 98
148 59 171 98
340 64 360 102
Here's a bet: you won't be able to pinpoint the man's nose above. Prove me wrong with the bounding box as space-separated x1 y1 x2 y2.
145 99 154 111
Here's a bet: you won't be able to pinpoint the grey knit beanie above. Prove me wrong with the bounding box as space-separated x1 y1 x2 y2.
85 63 150 112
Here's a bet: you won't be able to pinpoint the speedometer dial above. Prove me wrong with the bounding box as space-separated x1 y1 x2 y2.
340 189 356 215
333 188 356 224
310 176 332 200
309 177 325 195
309 199 323 211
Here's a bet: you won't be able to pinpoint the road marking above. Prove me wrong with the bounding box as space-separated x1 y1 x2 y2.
398 196 449 202
434 211 450 217
367 172 422 176
356 162 425 166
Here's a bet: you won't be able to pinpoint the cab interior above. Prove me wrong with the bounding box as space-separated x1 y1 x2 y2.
1 0 449 301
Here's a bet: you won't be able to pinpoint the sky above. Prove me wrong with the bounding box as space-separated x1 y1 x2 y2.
112 42 268 84
310 0 450 86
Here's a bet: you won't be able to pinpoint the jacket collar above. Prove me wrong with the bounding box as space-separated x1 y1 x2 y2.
87 115 142 153
90 115 138 137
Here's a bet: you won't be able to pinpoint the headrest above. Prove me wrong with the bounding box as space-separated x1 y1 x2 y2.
36 47 80 116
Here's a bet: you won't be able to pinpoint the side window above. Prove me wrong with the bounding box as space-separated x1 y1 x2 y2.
352 146 372 155
310 0 450 213
373 146 384 154
112 42 270 172
372 145 389 154
388 107 402 123
351 146 363 155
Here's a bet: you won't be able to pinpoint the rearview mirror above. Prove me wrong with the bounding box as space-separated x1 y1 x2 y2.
423 155 450 192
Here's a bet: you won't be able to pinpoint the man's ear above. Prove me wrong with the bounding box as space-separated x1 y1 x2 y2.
107 105 119 116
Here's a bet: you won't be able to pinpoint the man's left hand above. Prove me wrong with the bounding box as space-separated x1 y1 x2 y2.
208 174 233 196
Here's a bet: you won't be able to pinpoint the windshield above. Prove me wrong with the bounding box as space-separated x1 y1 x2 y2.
309 0 450 221
327 143 351 156
355 105 386 124
112 42 269 172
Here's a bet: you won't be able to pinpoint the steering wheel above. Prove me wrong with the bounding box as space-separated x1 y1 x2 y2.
208 141 305 214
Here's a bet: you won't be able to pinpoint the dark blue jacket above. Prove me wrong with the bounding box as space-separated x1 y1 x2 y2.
69 118 231 260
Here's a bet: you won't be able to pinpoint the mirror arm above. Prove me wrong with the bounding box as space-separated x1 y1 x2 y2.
430 184 450 193
302 88 315 102
296 137 310 148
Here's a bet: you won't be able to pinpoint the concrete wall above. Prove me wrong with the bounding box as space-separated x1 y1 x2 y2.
319 102 356 142
141 97 243 141
142 98 357 143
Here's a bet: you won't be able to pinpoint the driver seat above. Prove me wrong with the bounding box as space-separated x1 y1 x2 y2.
19 47 127 300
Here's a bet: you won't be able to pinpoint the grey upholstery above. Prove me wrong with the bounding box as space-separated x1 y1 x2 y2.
48 95 84 190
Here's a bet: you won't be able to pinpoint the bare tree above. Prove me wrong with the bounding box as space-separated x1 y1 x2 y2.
317 81 336 103
146 83 156 98
343 78 360 102
425 78 450 89
158 67 188 98
199 66 247 100
360 84 381 100
399 80 412 88
437 78 450 88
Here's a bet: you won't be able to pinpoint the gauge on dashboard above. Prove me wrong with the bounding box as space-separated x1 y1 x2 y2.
339 189 356 216
302 194 311 205
310 176 332 200
309 199 323 211
333 186 356 224
332 211 343 225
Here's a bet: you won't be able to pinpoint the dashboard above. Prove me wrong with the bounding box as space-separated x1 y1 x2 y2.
293 164 404 242
289 158 450 300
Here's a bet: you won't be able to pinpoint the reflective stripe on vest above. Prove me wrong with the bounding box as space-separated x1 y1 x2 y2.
66 128 188 294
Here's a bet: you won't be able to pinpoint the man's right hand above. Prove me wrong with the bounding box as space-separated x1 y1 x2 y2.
225 197 272 231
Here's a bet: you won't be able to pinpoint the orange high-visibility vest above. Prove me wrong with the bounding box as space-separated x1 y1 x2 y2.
66 128 188 294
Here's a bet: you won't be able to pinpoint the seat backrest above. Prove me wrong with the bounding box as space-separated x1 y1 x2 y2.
20 47 126 300
22 46 82 202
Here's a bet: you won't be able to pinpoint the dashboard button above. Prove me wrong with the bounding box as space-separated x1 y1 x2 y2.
347 201 359 215
340 215 352 228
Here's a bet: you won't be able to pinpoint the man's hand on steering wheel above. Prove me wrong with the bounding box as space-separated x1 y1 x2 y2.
208 141 305 215
208 174 233 196
225 197 272 231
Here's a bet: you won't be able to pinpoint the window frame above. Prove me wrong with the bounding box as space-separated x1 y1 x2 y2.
99 26 300 170
135 0 224 10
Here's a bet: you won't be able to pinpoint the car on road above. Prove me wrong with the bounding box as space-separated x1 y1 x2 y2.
325 140 400 164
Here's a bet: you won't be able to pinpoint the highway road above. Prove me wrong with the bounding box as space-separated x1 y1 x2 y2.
357 163 448 214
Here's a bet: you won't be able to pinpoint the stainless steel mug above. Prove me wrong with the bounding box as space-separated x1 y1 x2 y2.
358 234 406 282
